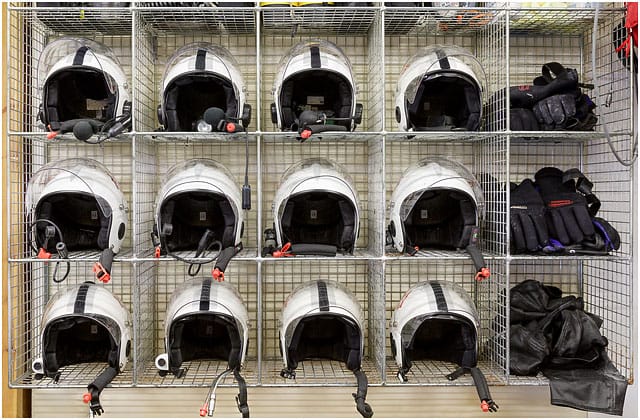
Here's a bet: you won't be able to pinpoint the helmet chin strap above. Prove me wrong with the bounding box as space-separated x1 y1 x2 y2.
83 365 119 417
447 366 498 413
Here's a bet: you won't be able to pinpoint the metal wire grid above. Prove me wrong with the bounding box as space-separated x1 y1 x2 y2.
367 11 384 132
383 11 506 132
260 260 384 385
137 32 258 133
508 5 623 37
260 138 374 254
133 261 156 384
8 4 133 37
384 259 508 385
8 140 134 260
384 140 503 256
133 13 157 132
383 6 504 37
136 261 260 386
261 6 378 36
9 263 135 387
506 260 632 385
260 34 374 132
136 5 256 35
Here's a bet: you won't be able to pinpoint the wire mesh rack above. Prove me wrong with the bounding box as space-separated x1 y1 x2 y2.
6 1 635 403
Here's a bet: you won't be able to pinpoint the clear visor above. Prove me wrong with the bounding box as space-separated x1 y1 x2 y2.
280 157 355 187
400 45 487 106
38 37 121 94
163 158 236 186
397 157 484 221
274 39 354 94
26 158 118 218
162 42 241 91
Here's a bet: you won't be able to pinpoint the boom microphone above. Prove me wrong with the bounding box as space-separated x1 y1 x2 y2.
73 120 96 142
204 107 226 127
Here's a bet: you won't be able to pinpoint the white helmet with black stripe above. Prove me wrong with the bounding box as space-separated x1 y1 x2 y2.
394 45 485 131
390 280 498 412
271 39 363 135
31 281 132 416
279 280 373 417
158 42 251 132
38 37 131 141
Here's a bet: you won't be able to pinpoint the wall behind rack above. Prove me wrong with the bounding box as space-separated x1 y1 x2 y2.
4 2 636 418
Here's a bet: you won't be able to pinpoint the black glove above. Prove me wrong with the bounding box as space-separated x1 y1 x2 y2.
535 167 595 245
510 108 540 131
532 93 578 130
510 179 549 253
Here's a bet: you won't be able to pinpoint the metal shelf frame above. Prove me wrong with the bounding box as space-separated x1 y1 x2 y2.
5 1 635 398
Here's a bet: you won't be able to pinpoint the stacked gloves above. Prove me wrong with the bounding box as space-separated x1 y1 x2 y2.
510 167 620 255
510 62 598 131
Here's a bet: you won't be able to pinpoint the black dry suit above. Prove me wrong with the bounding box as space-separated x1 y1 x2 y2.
509 279 628 415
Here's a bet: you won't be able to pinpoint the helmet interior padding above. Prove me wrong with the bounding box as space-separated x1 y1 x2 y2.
168 313 242 372
35 192 112 251
407 72 480 131
281 191 356 252
403 189 476 250
43 316 119 377
160 191 236 251
163 73 237 131
403 316 477 370
287 314 361 371
279 71 353 130
44 68 116 127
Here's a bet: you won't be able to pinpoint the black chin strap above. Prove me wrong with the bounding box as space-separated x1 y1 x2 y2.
233 368 250 418
447 366 498 413
84 366 118 416
352 369 373 418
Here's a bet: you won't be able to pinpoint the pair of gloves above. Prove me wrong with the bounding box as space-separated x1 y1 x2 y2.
510 167 620 255
510 62 598 131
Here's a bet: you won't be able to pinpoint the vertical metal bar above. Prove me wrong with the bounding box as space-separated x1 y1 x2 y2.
255 4 263 386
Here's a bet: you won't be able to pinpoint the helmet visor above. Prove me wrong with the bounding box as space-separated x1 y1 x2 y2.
38 37 122 95
400 45 487 107
397 157 485 221
26 158 118 219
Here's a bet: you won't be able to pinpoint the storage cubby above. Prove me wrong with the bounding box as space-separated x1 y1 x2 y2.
5 2 635 416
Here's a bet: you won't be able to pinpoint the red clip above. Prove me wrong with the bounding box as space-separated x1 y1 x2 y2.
93 262 111 283
212 268 224 282
272 242 293 258
154 246 161 258
226 122 236 133
37 248 51 259
480 400 489 412
199 404 207 417
300 129 312 140
475 267 491 281
82 392 91 404
46 125 58 140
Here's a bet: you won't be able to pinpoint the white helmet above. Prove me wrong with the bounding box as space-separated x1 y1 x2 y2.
394 45 485 131
152 159 244 280
31 281 132 416
158 42 251 132
389 280 497 412
155 278 249 375
387 157 490 280
267 158 359 256
26 158 128 283
38 37 131 142
279 280 373 417
270 39 363 137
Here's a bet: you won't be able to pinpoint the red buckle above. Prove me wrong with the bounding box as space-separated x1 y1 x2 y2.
154 246 161 258
272 242 293 258
300 129 312 140
475 267 491 281
82 392 91 404
212 268 224 282
93 262 111 283
37 248 51 259
480 400 489 412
